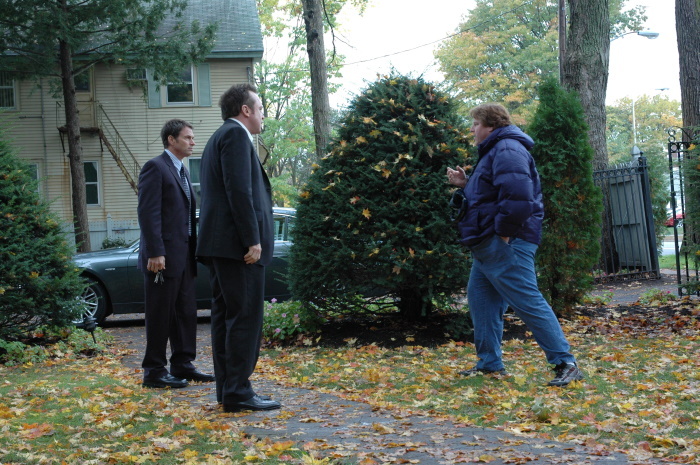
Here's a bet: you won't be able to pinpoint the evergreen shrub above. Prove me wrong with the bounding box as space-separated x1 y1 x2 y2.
101 236 128 249
0 135 86 340
528 78 603 313
289 74 472 319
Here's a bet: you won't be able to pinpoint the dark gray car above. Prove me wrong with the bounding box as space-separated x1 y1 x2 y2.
74 207 295 324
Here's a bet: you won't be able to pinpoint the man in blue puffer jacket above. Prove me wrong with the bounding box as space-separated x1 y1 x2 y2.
447 103 583 387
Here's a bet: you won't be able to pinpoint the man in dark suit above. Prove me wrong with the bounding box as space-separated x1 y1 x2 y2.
137 119 215 389
197 84 281 412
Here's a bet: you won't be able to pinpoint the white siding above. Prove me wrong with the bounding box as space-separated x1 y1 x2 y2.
4 59 255 249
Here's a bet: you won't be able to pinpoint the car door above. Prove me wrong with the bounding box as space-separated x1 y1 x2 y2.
265 212 294 302
124 242 146 314
190 209 295 308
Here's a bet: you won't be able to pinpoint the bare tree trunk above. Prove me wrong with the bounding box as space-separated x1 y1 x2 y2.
561 0 611 272
558 0 566 83
562 0 610 171
676 0 700 130
59 39 91 252
675 0 700 276
301 0 331 159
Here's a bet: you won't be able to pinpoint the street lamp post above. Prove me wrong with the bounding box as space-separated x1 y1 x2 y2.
612 30 660 41
558 13 660 84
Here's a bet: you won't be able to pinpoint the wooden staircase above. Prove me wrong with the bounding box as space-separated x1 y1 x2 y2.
57 102 141 194
96 104 140 194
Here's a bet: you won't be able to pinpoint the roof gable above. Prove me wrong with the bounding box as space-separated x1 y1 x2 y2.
164 0 263 58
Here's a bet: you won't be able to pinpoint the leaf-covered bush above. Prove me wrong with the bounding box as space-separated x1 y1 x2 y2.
101 236 128 249
262 299 322 343
289 74 472 319
0 135 86 340
0 327 104 366
528 77 603 313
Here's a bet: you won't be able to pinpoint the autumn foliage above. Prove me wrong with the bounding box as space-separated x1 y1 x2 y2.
528 78 603 313
0 135 86 340
289 74 472 319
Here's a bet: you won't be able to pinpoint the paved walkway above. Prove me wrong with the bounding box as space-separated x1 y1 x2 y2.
590 269 689 305
106 272 678 465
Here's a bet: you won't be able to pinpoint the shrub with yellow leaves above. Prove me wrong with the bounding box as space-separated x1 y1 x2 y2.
288 73 473 320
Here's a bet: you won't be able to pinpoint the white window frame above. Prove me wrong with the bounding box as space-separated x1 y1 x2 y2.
27 162 41 193
84 161 101 206
0 72 17 110
165 66 196 106
126 68 147 81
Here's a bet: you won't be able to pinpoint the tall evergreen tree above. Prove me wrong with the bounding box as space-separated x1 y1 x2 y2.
0 135 86 340
289 74 472 319
529 77 603 312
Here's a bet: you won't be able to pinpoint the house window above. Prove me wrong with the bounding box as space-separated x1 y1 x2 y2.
166 67 194 105
126 68 147 81
28 163 40 193
147 64 211 109
75 72 90 92
0 72 16 109
84 161 100 205
188 157 201 206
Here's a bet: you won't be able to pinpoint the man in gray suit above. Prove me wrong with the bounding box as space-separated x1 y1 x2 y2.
196 84 281 412
137 119 215 388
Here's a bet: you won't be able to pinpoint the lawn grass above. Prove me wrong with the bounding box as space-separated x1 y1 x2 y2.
0 355 303 464
2 308 699 464
262 312 700 462
659 252 679 270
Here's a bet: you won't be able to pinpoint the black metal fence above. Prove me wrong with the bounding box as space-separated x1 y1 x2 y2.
592 156 659 282
667 127 700 296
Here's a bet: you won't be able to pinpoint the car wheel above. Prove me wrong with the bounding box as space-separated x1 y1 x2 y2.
79 279 108 325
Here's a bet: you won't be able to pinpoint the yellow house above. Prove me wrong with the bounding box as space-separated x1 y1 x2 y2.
1 0 263 250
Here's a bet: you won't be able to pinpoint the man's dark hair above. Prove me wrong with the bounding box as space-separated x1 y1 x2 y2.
161 119 193 148
219 83 257 120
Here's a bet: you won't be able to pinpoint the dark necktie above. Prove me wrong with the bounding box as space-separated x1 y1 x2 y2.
180 166 192 236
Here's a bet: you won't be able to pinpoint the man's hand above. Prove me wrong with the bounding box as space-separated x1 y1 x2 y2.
147 256 165 273
446 166 468 188
244 244 262 264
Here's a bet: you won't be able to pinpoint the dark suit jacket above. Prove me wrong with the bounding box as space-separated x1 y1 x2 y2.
196 119 273 265
137 152 197 277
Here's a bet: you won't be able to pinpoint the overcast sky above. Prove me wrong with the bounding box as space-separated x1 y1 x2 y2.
325 0 680 109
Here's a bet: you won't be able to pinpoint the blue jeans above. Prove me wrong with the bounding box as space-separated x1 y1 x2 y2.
467 236 576 371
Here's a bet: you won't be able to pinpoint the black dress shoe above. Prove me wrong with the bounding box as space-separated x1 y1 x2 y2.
218 394 271 403
223 395 281 412
143 373 188 389
171 370 215 382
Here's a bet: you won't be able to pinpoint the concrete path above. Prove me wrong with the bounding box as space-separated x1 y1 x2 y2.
108 314 665 465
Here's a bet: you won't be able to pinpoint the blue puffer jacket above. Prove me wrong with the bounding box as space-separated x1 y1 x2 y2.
457 125 544 247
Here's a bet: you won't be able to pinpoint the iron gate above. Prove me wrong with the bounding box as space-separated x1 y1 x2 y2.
593 156 659 282
667 126 700 295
